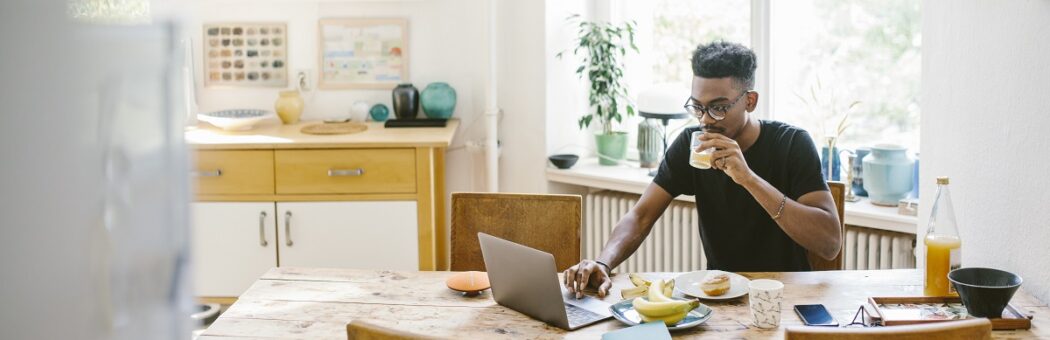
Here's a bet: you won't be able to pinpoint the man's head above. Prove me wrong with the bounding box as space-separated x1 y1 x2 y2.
688 41 758 139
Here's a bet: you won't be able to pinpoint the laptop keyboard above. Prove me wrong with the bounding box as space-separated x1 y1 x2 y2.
565 303 604 327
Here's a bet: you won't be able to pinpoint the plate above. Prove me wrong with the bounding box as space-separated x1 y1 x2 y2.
674 270 751 300
197 109 274 131
609 298 712 330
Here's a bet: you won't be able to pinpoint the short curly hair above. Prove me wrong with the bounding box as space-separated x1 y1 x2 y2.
691 41 757 90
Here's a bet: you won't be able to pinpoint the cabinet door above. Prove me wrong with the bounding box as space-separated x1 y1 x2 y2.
277 201 418 270
191 202 277 297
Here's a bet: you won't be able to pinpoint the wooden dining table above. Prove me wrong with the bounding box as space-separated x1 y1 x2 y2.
199 267 1049 339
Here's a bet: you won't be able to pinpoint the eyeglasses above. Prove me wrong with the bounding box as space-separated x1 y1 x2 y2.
683 91 751 121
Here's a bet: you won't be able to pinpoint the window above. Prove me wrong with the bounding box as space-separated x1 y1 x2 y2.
612 0 921 154
771 0 921 152
617 0 751 158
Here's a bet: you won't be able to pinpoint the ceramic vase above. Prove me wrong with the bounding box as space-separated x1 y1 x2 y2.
369 104 390 122
637 119 662 168
851 147 870 197
421 82 457 119
862 144 915 206
274 90 304 124
392 83 419 120
349 101 370 122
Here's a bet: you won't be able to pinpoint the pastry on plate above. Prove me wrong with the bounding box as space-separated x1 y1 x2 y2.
701 273 730 296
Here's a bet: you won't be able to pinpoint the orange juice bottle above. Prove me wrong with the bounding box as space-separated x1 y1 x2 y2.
924 176 961 296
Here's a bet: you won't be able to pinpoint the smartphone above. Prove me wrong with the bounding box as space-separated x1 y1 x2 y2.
794 304 839 327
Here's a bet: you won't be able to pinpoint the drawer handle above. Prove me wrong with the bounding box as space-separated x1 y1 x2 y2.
328 168 365 177
284 211 293 247
258 211 268 247
191 169 223 177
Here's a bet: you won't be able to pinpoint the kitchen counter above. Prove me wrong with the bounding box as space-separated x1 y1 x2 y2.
185 118 458 149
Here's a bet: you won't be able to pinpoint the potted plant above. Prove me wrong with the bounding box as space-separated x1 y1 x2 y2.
795 75 860 180
558 15 638 165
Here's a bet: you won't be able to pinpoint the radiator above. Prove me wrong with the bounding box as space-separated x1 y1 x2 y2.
582 191 916 272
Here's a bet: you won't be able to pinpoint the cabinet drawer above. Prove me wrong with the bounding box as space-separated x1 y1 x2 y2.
193 150 275 195
274 149 416 194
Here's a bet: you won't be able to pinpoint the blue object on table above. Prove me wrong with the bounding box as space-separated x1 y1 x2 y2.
421 82 457 119
821 146 841 181
862 144 915 206
602 321 671 340
369 104 390 122
852 147 870 197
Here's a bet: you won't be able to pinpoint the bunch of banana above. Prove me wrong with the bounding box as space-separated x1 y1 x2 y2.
631 279 700 326
620 273 674 299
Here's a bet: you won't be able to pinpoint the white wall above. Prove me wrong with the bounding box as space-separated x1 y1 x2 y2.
922 0 1050 304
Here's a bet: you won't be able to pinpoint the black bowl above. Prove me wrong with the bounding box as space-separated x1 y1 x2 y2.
948 267 1022 318
548 154 579 169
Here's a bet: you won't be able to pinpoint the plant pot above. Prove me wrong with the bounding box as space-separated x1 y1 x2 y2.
392 83 419 120
595 132 628 166
421 82 457 119
862 144 915 206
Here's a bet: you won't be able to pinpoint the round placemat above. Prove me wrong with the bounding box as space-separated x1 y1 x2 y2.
300 122 368 135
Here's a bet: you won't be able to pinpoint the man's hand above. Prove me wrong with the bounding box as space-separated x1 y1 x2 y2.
563 260 612 299
699 132 756 185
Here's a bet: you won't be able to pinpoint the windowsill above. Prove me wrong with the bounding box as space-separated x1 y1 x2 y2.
546 158 918 235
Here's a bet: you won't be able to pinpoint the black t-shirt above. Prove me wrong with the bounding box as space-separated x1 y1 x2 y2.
653 120 828 272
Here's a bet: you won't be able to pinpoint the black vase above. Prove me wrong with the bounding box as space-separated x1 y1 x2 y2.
392 83 419 120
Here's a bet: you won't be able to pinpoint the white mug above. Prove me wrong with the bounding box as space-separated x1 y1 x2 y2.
748 279 784 329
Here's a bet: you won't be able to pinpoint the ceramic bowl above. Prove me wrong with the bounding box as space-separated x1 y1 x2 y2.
548 154 579 169
198 109 274 131
948 267 1022 318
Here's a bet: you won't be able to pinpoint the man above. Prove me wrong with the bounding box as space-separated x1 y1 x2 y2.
564 41 842 299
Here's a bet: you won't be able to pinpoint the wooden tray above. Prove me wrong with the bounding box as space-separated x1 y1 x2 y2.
868 296 1032 330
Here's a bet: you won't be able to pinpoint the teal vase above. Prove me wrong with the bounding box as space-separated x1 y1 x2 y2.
420 82 457 119
369 104 390 122
862 144 915 206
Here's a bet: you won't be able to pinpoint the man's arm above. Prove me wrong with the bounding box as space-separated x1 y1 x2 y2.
702 132 842 260
740 177 842 260
596 183 675 269
563 182 674 298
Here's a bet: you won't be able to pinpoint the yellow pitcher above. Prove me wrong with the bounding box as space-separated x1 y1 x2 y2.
275 90 304 124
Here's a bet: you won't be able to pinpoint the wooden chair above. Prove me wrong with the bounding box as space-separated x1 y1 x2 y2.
346 320 438 340
784 318 992 340
807 181 847 271
450 193 581 272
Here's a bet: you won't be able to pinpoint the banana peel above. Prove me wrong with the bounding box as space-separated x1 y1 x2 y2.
629 273 652 287
620 285 648 299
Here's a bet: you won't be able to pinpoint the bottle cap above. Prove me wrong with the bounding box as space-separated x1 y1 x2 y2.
937 176 949 185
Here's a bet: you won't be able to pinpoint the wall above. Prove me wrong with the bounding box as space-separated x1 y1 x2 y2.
922 0 1050 304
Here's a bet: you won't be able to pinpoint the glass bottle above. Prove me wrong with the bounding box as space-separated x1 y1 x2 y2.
924 176 962 296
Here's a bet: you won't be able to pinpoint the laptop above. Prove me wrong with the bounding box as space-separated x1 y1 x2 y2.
478 232 611 330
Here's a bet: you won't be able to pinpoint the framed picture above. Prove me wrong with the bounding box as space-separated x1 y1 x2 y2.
318 18 409 90
202 22 288 88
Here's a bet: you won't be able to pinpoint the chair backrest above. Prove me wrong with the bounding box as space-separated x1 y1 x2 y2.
784 318 992 340
808 181 846 271
450 192 581 272
346 320 437 340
